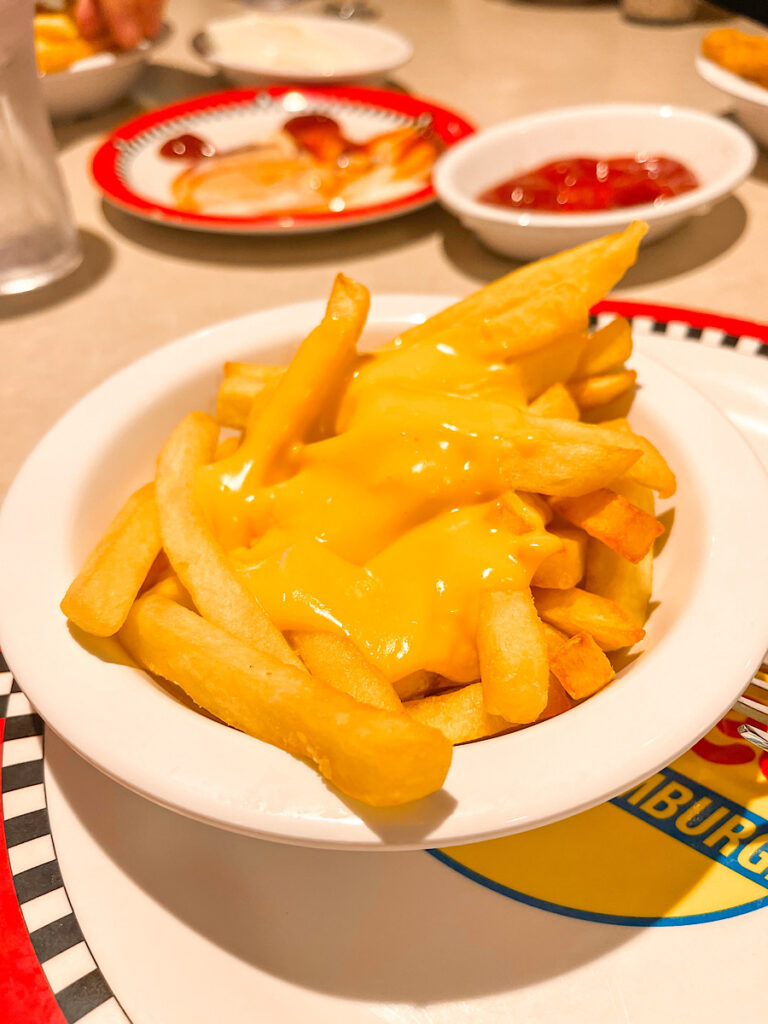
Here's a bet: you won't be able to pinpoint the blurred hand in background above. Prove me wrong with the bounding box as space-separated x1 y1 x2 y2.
74 0 165 50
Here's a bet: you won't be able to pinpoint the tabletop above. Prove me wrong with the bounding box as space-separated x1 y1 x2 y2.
1 0 766 499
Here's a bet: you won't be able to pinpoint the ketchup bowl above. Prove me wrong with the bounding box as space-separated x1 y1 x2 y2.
433 103 756 261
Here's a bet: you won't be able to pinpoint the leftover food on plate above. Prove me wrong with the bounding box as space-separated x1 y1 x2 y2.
160 114 442 217
61 221 675 807
702 28 768 90
478 155 699 213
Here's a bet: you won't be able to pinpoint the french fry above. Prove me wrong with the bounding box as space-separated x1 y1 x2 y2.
61 483 161 636
598 418 676 498
478 589 550 723
215 435 241 460
146 572 196 610
568 371 637 411
406 682 510 744
394 670 439 701
576 317 633 377
552 488 664 564
532 586 645 651
541 620 569 659
531 526 587 588
155 411 302 667
223 362 284 382
490 490 552 533
120 595 452 807
288 631 401 712
549 631 615 700
513 332 588 401
529 382 580 420
539 676 575 720
237 273 369 487
584 478 655 625
216 375 273 430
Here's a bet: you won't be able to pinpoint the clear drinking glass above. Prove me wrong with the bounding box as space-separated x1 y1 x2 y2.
0 0 81 295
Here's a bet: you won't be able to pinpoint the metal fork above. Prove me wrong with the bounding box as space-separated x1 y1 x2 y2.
735 662 768 751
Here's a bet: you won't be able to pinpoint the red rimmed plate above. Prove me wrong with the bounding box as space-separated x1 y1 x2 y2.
91 85 475 234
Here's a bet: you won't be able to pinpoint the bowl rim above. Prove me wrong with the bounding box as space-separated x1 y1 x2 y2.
191 12 413 80
695 54 768 108
433 102 757 229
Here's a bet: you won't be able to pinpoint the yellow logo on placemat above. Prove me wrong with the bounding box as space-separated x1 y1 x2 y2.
433 714 768 925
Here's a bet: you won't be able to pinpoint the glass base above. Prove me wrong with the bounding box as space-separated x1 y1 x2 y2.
0 242 82 296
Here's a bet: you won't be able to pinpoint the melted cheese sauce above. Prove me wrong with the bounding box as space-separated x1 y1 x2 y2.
195 334 565 682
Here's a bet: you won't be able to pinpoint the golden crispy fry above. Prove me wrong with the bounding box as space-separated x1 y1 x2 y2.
489 490 552 533
223 362 284 381
576 317 633 377
584 478 655 625
532 586 645 651
702 28 768 89
539 676 575 720
523 412 674 498
531 526 587 588
549 631 615 700
541 620 569 659
513 332 588 401
598 418 677 498
552 488 664 564
216 375 273 430
146 572 196 610
406 682 510 744
474 223 647 359
61 483 161 637
478 589 550 723
155 411 301 667
288 630 401 712
569 371 637 411
529 382 580 420
393 670 439 701
120 595 451 807
34 13 111 73
214 435 241 460
238 273 369 487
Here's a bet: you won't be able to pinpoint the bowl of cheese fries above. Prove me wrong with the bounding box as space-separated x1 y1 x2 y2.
34 6 167 120
2 223 768 849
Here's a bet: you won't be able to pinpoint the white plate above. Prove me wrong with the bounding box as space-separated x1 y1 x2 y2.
1 296 768 850
192 13 413 86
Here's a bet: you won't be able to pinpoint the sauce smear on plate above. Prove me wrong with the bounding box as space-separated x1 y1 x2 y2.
479 155 698 212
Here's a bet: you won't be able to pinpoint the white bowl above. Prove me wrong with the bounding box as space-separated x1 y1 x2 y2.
433 103 757 261
192 13 413 86
696 55 768 150
1 296 768 850
40 25 169 122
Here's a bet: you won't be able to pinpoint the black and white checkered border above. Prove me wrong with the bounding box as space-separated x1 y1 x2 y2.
115 93 416 179
0 657 131 1024
591 310 768 358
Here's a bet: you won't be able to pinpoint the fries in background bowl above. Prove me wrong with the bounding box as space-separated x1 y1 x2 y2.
61 221 676 808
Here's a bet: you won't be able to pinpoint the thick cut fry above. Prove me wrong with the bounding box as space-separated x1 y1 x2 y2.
514 333 588 401
215 435 241 460
394 670 439 701
584 478 655 625
216 375 273 430
541 620 569 659
406 683 510 744
288 631 401 712
522 411 674 497
394 225 645 352
146 572 196 610
478 589 550 723
155 411 301 667
532 586 645 651
61 483 161 636
238 273 369 487
531 526 587 588
120 596 451 807
490 490 552 533
576 317 633 377
529 382 580 420
474 223 647 359
552 488 663 564
549 631 615 700
568 371 637 411
598 418 676 498
539 676 575 720
224 362 284 381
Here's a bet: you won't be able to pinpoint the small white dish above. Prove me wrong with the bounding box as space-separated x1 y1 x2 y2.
696 55 768 150
40 25 169 122
1 296 768 850
192 13 413 86
433 103 757 261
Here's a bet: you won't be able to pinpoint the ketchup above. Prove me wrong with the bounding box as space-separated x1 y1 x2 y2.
159 134 216 160
283 114 350 162
478 155 699 212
